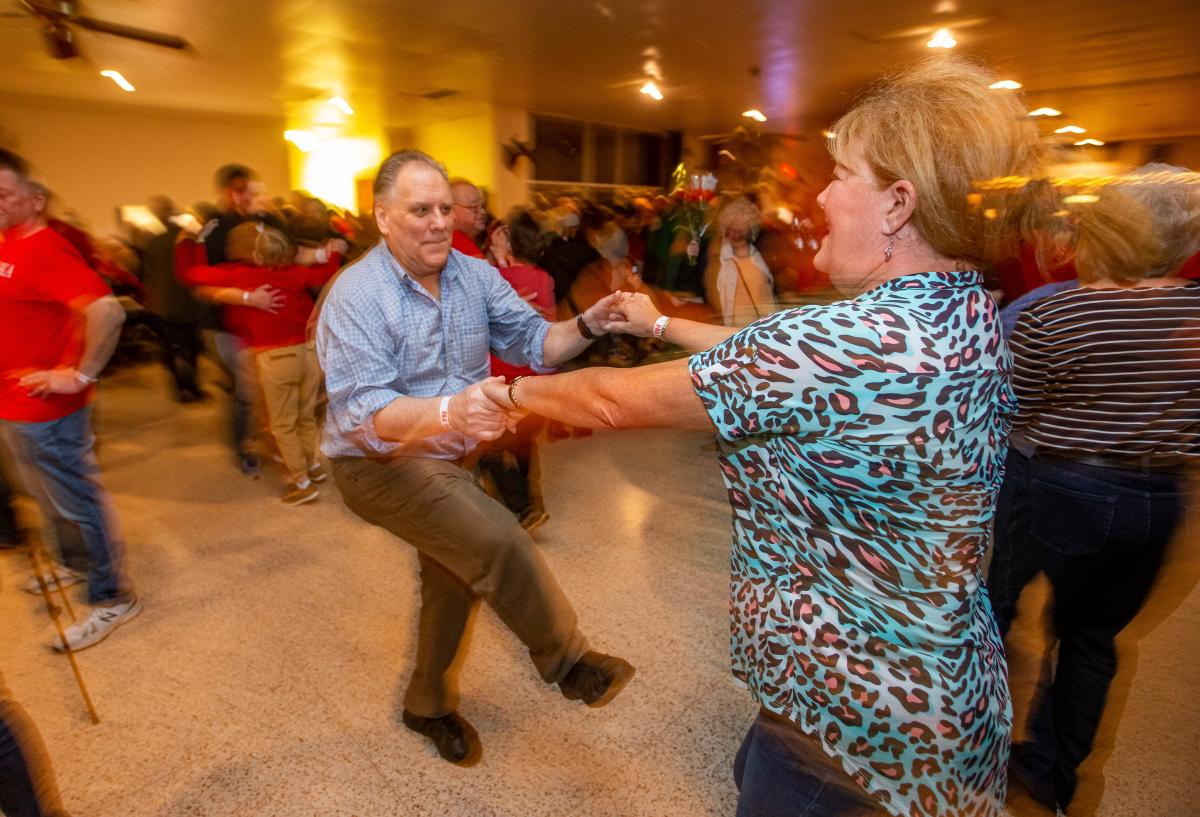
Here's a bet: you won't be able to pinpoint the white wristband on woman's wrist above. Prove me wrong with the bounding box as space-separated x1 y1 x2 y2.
315 247 329 264
438 395 452 430
241 290 250 304
652 315 671 339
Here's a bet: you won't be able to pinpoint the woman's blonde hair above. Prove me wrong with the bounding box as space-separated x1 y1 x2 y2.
227 221 295 267
827 56 1044 269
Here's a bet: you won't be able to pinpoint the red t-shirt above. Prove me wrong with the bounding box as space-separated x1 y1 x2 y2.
452 230 485 259
0 226 112 422
179 255 341 350
490 263 556 382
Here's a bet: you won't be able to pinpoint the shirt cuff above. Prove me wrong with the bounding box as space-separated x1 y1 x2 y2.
353 389 408 455
527 319 554 374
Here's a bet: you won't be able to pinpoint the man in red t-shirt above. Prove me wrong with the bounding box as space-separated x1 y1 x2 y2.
0 148 140 651
449 178 487 258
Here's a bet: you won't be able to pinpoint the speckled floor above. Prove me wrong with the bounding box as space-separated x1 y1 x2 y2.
1 362 1196 817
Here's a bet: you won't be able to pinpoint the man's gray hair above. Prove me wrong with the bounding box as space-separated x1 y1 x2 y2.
1122 163 1200 277
373 150 449 202
448 177 478 203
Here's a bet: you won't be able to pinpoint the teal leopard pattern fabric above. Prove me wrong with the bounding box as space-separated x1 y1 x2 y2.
690 271 1014 817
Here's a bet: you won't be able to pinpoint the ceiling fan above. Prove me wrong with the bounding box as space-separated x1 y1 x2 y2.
5 0 190 60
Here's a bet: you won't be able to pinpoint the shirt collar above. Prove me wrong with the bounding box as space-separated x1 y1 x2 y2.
867 270 983 296
374 239 461 294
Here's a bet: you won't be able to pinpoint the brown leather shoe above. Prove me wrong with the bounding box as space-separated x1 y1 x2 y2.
401 710 480 765
558 651 636 708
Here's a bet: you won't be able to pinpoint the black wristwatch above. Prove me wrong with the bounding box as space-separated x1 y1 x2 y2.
576 314 601 340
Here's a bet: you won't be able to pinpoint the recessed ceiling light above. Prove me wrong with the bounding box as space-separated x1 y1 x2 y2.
1074 138 1105 146
329 96 354 116
822 130 837 139
1063 194 1100 204
100 70 134 92
742 109 767 122
989 80 1022 90
926 28 957 48
283 130 319 152
640 80 663 101
1055 125 1086 134
1029 107 1062 117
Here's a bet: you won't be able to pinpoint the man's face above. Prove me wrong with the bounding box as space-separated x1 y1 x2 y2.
451 184 487 235
223 176 255 215
375 163 453 280
0 169 44 230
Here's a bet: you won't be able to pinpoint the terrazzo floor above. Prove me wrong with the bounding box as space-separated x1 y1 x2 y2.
1 362 1197 817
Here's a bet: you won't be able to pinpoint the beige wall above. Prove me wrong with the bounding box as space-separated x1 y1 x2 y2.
403 106 532 217
0 94 289 236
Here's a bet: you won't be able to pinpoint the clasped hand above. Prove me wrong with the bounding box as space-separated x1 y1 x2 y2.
594 290 663 337
447 377 524 441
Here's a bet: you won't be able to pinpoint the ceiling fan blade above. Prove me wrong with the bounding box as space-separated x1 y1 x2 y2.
72 15 190 50
42 23 79 59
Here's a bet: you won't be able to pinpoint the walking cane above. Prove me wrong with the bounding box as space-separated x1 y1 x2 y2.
733 258 764 321
26 545 101 724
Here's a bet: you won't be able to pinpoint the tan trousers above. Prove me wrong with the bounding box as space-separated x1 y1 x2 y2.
330 455 588 718
255 343 320 483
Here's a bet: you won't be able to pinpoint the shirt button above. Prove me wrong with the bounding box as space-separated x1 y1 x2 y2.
742 345 757 357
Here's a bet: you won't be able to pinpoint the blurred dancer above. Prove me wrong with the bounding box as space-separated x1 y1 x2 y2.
479 212 554 530
704 197 777 326
449 178 486 258
181 224 344 504
0 149 139 651
989 165 1200 814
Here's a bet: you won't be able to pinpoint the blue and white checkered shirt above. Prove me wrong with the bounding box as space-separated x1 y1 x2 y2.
317 241 550 459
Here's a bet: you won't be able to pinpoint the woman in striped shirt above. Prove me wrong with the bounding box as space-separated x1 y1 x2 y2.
988 164 1200 814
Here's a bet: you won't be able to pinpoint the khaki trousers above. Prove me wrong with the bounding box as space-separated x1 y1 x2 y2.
255 343 320 483
330 455 588 717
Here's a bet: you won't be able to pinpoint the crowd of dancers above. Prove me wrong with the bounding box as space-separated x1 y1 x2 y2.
2 53 1199 817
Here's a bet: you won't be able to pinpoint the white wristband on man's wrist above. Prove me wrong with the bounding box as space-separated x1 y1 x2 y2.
74 369 97 386
315 247 329 264
438 395 452 430
652 315 672 339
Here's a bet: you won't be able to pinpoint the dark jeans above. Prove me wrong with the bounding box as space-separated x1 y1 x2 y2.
987 450 1187 810
0 407 131 605
0 675 68 817
157 318 204 400
0 467 18 542
209 330 261 458
477 415 544 516
734 710 884 817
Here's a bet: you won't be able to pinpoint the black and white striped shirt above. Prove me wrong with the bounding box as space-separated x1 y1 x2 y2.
1010 283 1200 457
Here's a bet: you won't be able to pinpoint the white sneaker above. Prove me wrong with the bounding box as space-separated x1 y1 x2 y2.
52 596 143 651
22 564 84 594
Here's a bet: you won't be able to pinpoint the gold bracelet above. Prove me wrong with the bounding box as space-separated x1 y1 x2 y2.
508 376 527 410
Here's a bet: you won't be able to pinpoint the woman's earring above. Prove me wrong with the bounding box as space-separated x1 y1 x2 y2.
884 236 895 262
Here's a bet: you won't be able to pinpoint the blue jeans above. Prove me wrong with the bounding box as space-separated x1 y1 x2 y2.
987 451 1187 810
734 710 884 817
0 407 130 605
